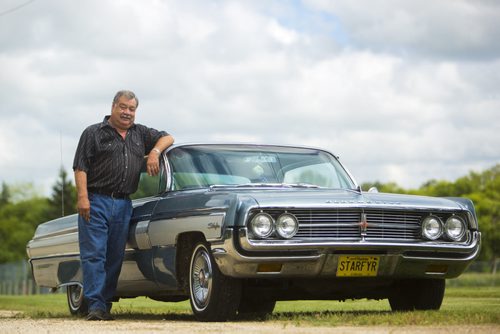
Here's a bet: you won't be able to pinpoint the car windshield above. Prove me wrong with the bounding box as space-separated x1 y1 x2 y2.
167 145 356 191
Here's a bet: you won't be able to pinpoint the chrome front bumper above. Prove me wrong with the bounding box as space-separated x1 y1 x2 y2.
211 228 481 279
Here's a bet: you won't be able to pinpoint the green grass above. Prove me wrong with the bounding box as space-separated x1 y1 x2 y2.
1 273 499 326
446 272 500 287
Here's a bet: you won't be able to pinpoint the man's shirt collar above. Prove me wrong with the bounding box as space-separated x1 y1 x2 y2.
100 115 136 130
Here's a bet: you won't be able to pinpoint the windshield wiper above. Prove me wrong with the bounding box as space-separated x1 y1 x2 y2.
209 183 321 189
209 183 281 189
286 183 321 188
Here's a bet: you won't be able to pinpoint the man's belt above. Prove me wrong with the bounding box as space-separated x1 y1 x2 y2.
88 189 130 199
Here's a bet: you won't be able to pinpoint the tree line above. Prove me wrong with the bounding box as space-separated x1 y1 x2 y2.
0 164 498 266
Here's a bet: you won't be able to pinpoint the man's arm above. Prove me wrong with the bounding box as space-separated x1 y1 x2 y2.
146 134 175 176
74 169 91 222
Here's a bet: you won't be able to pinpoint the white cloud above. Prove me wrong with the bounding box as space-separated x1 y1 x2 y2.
306 0 500 59
0 0 499 195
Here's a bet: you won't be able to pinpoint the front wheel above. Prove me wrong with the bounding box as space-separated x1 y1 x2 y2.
389 279 445 311
189 242 241 321
67 284 88 316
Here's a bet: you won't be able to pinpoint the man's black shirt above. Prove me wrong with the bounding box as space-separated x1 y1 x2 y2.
73 116 168 195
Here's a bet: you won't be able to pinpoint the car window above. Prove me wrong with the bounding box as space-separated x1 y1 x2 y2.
131 172 161 199
284 162 342 187
168 145 356 190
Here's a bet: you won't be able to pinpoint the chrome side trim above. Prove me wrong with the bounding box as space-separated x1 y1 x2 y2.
145 213 226 248
27 232 79 259
30 255 81 288
134 220 152 249
31 226 78 241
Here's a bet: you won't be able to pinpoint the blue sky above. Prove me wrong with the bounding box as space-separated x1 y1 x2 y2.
0 0 499 195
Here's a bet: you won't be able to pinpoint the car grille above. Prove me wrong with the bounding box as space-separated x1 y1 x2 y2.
260 209 425 241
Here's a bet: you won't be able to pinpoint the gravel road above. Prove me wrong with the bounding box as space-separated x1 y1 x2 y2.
1 311 498 333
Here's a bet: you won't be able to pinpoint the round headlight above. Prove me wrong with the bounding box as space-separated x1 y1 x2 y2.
422 216 443 240
249 213 274 238
445 216 466 241
275 213 298 239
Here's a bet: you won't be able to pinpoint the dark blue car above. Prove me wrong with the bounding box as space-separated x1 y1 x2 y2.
27 144 481 321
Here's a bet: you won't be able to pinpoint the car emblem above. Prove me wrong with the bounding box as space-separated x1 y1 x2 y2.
207 222 221 230
359 213 368 238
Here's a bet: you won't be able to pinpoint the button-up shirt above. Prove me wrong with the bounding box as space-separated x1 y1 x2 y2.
73 116 169 195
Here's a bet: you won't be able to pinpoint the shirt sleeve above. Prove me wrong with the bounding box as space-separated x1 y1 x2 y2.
72 126 95 172
141 125 169 153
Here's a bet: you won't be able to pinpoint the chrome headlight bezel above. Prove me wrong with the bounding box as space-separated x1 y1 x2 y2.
249 212 274 238
275 213 299 239
444 216 466 241
422 215 443 240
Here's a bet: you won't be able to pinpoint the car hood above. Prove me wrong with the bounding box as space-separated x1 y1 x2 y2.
230 188 464 211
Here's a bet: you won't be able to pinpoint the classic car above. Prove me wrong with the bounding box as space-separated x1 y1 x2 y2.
27 143 481 321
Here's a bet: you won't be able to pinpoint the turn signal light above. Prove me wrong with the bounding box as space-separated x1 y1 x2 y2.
257 263 282 273
425 264 448 274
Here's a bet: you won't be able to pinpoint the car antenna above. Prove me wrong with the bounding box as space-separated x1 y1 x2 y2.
60 131 64 217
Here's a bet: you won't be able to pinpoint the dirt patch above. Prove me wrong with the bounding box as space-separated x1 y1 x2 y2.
0 310 22 318
0 314 498 334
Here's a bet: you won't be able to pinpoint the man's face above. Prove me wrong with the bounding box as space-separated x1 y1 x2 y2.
110 96 137 130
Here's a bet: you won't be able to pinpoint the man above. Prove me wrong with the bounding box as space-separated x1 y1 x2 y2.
73 90 174 321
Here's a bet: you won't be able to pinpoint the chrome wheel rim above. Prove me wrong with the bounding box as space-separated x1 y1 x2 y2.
190 246 213 311
68 285 83 311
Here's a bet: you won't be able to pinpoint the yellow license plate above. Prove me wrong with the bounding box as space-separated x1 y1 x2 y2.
336 256 380 277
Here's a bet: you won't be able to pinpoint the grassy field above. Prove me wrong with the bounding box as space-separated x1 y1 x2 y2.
1 273 499 326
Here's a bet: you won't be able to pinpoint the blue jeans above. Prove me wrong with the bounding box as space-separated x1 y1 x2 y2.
78 193 132 312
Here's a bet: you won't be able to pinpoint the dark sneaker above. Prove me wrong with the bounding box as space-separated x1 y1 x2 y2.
86 309 114 321
102 312 115 321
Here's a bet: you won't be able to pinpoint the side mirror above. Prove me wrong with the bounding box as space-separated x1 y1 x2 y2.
368 187 379 193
